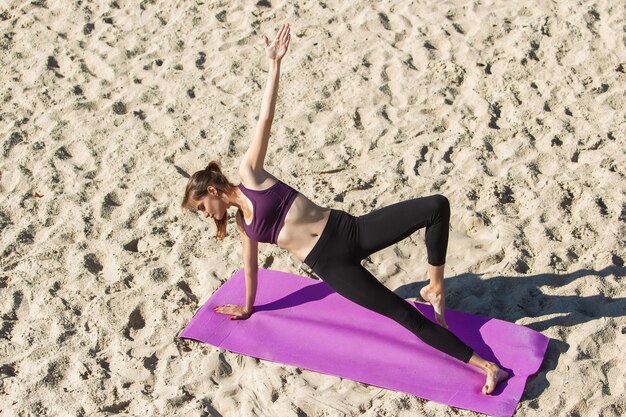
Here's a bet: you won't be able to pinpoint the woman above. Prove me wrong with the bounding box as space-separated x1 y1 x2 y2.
181 23 508 394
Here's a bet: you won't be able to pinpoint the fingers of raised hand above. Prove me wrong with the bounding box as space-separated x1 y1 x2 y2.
276 23 290 44
275 23 286 38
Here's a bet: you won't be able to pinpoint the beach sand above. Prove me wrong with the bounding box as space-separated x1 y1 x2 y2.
1 0 624 415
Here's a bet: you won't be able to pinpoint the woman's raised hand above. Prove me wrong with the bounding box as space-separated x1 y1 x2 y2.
263 23 291 61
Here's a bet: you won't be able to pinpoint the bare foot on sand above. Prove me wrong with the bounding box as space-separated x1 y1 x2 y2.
482 362 510 395
420 285 447 328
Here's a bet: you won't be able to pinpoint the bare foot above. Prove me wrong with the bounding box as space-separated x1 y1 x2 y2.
420 285 447 328
482 362 509 395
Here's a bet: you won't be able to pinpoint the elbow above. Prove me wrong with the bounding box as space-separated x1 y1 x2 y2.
244 265 259 274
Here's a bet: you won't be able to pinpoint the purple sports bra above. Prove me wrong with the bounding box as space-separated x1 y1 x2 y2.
238 179 299 244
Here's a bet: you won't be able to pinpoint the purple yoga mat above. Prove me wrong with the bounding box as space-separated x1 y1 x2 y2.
179 268 549 417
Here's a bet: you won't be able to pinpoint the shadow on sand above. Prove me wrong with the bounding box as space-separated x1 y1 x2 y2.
393 265 626 402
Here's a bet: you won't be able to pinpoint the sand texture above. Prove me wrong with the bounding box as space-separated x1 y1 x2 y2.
1 0 625 416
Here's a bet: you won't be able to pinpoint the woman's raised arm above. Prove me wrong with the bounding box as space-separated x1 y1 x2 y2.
241 23 291 173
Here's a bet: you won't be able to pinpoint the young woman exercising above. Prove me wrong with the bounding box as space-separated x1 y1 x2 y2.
181 23 508 394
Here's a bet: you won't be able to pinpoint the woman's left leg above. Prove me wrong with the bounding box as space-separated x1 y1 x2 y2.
354 194 451 325
354 194 450 265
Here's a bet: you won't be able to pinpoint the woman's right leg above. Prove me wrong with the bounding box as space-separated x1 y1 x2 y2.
306 209 508 393
314 259 508 393
312 258 474 363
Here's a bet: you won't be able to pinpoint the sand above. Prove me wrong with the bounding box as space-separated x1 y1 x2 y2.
1 0 624 415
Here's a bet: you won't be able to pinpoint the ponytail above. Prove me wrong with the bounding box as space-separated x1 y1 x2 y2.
206 161 221 173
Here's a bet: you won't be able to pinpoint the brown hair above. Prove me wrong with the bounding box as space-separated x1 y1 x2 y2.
181 160 238 240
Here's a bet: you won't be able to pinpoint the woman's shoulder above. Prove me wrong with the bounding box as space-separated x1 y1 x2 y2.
238 166 280 191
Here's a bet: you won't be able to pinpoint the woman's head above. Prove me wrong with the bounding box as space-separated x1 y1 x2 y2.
181 160 237 240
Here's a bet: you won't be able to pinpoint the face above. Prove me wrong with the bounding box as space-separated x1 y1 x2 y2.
191 186 228 221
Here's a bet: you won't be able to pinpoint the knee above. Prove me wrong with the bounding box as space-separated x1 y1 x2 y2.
393 305 425 333
432 194 450 219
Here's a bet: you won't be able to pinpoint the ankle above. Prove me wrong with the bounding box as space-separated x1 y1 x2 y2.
482 361 497 372
426 283 444 294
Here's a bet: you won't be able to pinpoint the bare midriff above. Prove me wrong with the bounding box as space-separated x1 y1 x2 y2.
276 193 331 263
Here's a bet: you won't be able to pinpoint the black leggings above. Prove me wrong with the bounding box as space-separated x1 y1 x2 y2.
303 195 473 363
